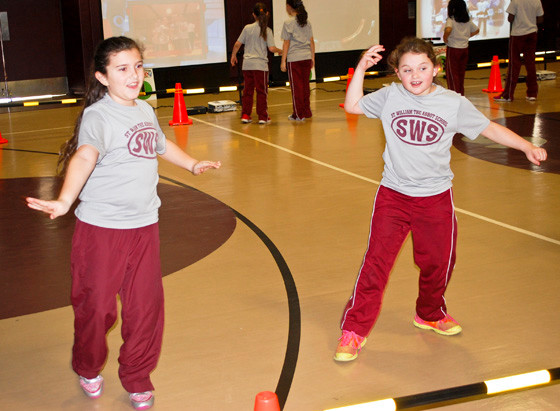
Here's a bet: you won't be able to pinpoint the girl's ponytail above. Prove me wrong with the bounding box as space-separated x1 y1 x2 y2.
253 2 269 41
287 0 308 27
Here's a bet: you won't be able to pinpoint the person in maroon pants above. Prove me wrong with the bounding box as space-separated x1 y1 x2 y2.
280 0 314 121
494 0 544 102
443 0 479 96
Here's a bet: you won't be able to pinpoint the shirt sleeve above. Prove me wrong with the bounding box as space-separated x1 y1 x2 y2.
78 109 108 159
536 1 544 16
456 97 491 140
150 107 167 154
445 18 453 29
470 21 479 33
237 26 248 44
266 27 276 48
281 21 291 41
358 86 391 119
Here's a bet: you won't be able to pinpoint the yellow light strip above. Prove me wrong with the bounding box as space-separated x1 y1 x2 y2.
365 71 379 76
23 101 39 107
485 370 551 394
61 98 77 104
324 398 396 411
285 81 290 86
477 62 492 68
323 76 341 82
186 88 205 94
219 85 237 92
535 57 544 62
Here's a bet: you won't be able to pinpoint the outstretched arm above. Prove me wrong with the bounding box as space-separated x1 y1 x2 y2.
26 144 99 219
344 44 385 115
481 121 547 165
160 139 221 175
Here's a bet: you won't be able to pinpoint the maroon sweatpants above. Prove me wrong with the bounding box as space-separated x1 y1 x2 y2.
287 59 312 120
446 46 469 96
340 186 458 337
501 32 538 100
71 220 164 393
242 70 269 121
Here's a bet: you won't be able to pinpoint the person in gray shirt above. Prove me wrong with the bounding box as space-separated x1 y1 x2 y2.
231 2 282 124
26 36 220 410
334 37 547 362
281 0 314 121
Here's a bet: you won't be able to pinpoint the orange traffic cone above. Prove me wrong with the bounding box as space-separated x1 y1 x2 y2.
339 67 355 108
254 391 280 411
0 131 7 144
482 56 503 93
169 83 193 126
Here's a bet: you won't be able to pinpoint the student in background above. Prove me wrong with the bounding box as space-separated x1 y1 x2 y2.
443 0 479 95
231 3 282 124
494 0 544 102
280 0 314 121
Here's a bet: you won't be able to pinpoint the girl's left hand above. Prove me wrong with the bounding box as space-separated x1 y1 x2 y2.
192 161 221 175
526 146 547 166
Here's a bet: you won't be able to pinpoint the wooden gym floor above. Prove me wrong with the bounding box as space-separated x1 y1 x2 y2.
1 63 559 410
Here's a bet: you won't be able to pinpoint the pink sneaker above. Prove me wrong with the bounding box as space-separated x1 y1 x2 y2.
129 391 154 410
334 330 367 362
413 313 462 336
79 375 103 398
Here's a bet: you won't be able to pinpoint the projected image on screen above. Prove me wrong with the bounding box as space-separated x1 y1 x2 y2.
101 0 227 68
272 0 379 54
418 0 511 42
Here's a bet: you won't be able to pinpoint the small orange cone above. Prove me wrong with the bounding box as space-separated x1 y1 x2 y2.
339 67 355 108
482 56 503 93
169 83 193 126
0 131 7 144
254 391 280 411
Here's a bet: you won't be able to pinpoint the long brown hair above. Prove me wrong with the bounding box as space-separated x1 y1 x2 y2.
57 36 144 177
286 0 308 27
253 3 269 41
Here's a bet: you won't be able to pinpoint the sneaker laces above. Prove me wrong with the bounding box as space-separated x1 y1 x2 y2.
339 331 363 349
130 391 153 402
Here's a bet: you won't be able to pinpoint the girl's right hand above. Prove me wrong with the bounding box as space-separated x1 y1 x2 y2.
357 45 385 72
26 197 71 220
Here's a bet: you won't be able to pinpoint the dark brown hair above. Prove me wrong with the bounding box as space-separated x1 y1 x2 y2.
387 37 438 72
286 0 308 27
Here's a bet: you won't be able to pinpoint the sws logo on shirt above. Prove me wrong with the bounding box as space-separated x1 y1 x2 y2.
127 126 159 159
390 115 444 146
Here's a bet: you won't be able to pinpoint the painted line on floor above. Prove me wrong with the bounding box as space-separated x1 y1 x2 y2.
181 116 560 247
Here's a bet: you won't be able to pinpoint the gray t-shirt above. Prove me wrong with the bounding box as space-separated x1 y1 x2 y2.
507 0 544 36
359 83 490 197
75 94 167 228
237 22 276 71
445 18 478 49
281 17 313 62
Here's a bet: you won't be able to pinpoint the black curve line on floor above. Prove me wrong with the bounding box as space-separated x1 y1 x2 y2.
160 176 300 410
